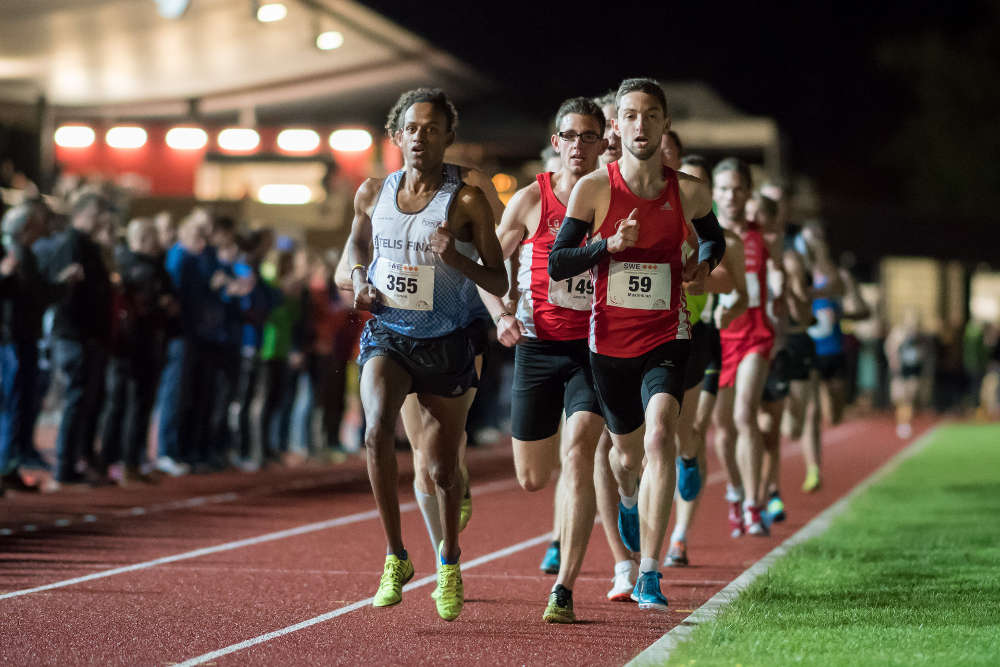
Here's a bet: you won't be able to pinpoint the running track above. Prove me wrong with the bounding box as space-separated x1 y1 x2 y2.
1 414 934 665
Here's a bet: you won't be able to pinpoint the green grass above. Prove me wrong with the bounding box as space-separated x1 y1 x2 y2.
663 423 1000 667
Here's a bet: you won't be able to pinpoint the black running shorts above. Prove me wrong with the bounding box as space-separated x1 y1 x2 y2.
511 338 602 441
785 332 816 382
683 321 717 392
762 347 791 403
815 352 846 381
590 339 691 435
358 319 478 397
700 322 722 396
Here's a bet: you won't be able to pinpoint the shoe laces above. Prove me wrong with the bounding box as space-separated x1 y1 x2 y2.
552 586 572 608
437 563 461 593
380 558 406 586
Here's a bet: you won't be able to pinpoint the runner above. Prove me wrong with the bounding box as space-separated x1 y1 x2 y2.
343 88 507 621
666 154 748 567
886 309 926 439
549 78 725 610
588 91 640 600
750 191 813 523
711 158 781 537
481 96 609 623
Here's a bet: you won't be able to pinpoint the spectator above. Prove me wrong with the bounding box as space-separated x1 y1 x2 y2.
100 218 175 485
0 201 81 493
43 192 114 485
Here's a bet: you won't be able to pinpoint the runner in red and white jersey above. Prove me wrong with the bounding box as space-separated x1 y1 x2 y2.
710 157 783 537
478 97 608 623
549 78 726 612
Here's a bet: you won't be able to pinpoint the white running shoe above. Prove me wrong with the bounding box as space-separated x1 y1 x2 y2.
155 456 191 477
607 562 637 602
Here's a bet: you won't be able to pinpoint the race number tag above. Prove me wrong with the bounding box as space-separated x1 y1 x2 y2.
373 258 434 311
606 261 670 310
548 272 593 310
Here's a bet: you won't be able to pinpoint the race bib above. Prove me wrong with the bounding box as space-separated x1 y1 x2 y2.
373 258 434 311
548 272 593 311
607 261 670 310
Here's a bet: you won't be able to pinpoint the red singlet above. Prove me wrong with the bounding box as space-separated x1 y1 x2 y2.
589 162 690 357
718 221 774 387
514 172 592 341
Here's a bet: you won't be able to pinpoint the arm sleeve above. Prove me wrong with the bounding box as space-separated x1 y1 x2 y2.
547 216 607 281
691 211 726 271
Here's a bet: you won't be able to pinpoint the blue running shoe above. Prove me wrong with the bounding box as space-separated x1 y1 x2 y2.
767 494 786 523
632 571 669 611
676 456 701 501
617 501 640 553
539 541 560 574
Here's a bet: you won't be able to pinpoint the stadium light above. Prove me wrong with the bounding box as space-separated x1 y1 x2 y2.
218 128 260 152
54 125 95 148
165 127 208 150
315 30 344 51
329 129 372 152
256 2 286 22
257 184 312 205
106 126 147 149
277 128 320 152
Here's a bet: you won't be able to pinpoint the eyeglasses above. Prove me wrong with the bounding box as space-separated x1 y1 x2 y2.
557 130 602 144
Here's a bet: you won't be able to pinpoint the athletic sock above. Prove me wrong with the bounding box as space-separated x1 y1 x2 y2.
680 456 697 467
639 557 659 574
614 560 634 576
769 489 781 499
619 487 639 509
389 548 408 561
670 525 688 544
725 484 744 504
414 481 443 557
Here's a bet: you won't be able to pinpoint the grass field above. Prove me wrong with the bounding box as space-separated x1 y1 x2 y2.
666 423 1000 667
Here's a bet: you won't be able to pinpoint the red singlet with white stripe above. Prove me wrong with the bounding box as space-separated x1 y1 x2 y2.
514 172 592 341
589 162 690 357
719 221 774 346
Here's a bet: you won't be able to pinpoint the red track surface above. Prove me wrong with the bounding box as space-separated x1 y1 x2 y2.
1 414 934 665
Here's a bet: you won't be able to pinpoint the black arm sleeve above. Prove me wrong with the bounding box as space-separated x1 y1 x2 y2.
691 210 726 271
547 216 608 281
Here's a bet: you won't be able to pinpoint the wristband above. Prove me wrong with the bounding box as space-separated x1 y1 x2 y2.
494 311 513 325
350 264 366 278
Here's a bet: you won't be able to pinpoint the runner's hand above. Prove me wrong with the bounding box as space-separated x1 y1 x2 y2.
682 260 710 292
716 306 737 330
608 208 639 253
353 281 378 311
57 262 84 283
496 314 527 347
429 219 460 266
0 253 19 276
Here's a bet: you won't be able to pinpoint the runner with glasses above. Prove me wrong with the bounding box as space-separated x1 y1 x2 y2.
479 97 608 623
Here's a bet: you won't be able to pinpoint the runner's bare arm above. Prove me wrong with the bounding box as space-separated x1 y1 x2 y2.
839 267 871 320
783 248 815 325
477 184 535 325
430 184 508 296
341 178 381 309
715 230 749 329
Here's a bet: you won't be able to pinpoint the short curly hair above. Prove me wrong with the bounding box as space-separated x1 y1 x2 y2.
384 88 459 137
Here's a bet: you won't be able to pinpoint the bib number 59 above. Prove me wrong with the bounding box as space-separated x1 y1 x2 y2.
628 275 652 293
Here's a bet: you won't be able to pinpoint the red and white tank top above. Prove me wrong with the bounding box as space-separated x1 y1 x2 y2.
719 222 774 345
514 172 592 341
590 162 690 357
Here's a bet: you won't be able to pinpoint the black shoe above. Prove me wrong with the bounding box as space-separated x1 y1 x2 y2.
55 469 88 485
20 450 53 471
1 471 40 493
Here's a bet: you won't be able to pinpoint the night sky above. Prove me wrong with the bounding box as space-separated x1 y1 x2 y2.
362 0 998 266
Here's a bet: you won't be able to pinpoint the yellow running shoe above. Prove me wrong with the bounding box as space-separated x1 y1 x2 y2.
802 465 822 493
372 554 414 607
434 544 464 621
542 585 575 623
458 466 472 532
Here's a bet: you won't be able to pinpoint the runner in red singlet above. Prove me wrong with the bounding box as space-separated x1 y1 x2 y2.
711 158 782 537
480 97 608 623
549 78 726 611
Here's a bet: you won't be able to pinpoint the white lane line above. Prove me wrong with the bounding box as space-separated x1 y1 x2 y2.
627 423 940 666
174 532 553 667
0 478 518 601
